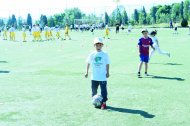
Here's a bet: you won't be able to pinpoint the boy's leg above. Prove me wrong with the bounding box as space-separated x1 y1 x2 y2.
145 63 148 74
100 81 108 103
157 47 170 57
91 80 99 97
138 62 143 75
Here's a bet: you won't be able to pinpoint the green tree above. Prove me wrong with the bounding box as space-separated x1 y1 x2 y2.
18 16 23 29
53 13 65 27
110 11 116 26
183 0 190 20
134 9 139 24
27 13 32 27
11 14 17 27
116 8 122 24
65 8 83 24
0 19 4 27
180 1 184 19
171 3 180 22
105 12 109 25
139 6 147 25
40 14 48 27
150 6 157 23
48 16 55 27
156 5 172 23
122 9 128 25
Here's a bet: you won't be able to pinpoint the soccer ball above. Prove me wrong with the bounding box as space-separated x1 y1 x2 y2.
92 95 103 108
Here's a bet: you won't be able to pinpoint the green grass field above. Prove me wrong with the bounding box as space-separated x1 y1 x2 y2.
0 28 190 126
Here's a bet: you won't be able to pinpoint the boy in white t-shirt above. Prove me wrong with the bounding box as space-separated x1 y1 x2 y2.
85 37 110 110
149 30 170 58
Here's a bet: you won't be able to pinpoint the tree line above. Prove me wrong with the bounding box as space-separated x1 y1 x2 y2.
0 0 189 29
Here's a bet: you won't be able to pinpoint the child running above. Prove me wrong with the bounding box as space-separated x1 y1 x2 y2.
138 29 155 77
85 37 110 110
149 30 170 58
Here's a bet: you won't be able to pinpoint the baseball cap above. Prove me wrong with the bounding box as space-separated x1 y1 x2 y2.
141 29 148 33
93 37 104 44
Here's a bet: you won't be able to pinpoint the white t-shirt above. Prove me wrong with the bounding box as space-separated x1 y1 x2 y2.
44 26 49 31
151 36 158 47
86 51 110 81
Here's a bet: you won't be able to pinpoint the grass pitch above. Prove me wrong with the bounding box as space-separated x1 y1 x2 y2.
0 28 189 126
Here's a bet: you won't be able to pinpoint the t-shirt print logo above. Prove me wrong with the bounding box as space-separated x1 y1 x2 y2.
94 57 102 63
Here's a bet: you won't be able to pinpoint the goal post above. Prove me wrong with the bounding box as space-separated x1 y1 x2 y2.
74 19 103 25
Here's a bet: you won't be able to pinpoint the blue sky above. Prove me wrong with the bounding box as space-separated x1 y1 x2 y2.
0 0 183 21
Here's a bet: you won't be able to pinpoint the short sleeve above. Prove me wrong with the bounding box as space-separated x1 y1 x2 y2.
86 53 92 64
105 53 110 64
138 38 142 45
149 38 153 45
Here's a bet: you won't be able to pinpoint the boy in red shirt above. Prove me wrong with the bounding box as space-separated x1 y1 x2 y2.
138 29 155 77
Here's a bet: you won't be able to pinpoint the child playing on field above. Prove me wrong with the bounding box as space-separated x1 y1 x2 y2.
3 26 7 40
149 30 170 58
104 25 110 39
22 25 27 42
44 25 50 41
174 22 178 34
64 24 71 40
85 37 110 110
138 29 155 77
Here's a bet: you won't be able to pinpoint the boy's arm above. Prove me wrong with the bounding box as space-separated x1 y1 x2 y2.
85 63 90 78
151 45 155 50
106 64 110 78
156 39 159 47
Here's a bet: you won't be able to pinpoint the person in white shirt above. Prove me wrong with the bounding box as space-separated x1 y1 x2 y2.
55 25 61 39
174 22 178 34
9 26 16 41
150 30 170 58
22 26 27 42
44 25 49 41
85 37 110 110
128 23 132 33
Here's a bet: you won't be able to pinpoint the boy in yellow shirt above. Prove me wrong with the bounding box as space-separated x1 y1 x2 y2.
64 24 71 40
104 25 110 39
44 25 49 41
32 25 37 41
3 26 8 40
55 25 61 39
22 25 27 42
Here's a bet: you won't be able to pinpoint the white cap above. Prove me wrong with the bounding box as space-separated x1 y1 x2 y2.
93 37 104 44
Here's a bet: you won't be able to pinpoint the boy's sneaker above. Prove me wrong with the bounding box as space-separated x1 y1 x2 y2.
145 72 149 76
168 53 170 57
138 72 141 77
101 103 106 110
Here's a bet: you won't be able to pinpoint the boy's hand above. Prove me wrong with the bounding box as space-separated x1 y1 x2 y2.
85 73 88 78
106 73 110 78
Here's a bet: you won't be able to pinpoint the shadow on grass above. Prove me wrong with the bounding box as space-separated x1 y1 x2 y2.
106 106 155 119
142 75 185 81
150 63 183 66
152 75 185 81
0 61 8 63
0 71 10 74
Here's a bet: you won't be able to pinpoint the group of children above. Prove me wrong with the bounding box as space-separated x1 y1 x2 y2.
1 24 72 42
2 26 16 41
85 28 170 110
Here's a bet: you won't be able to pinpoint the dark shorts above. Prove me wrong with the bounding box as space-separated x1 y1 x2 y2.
140 54 149 63
175 27 177 31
